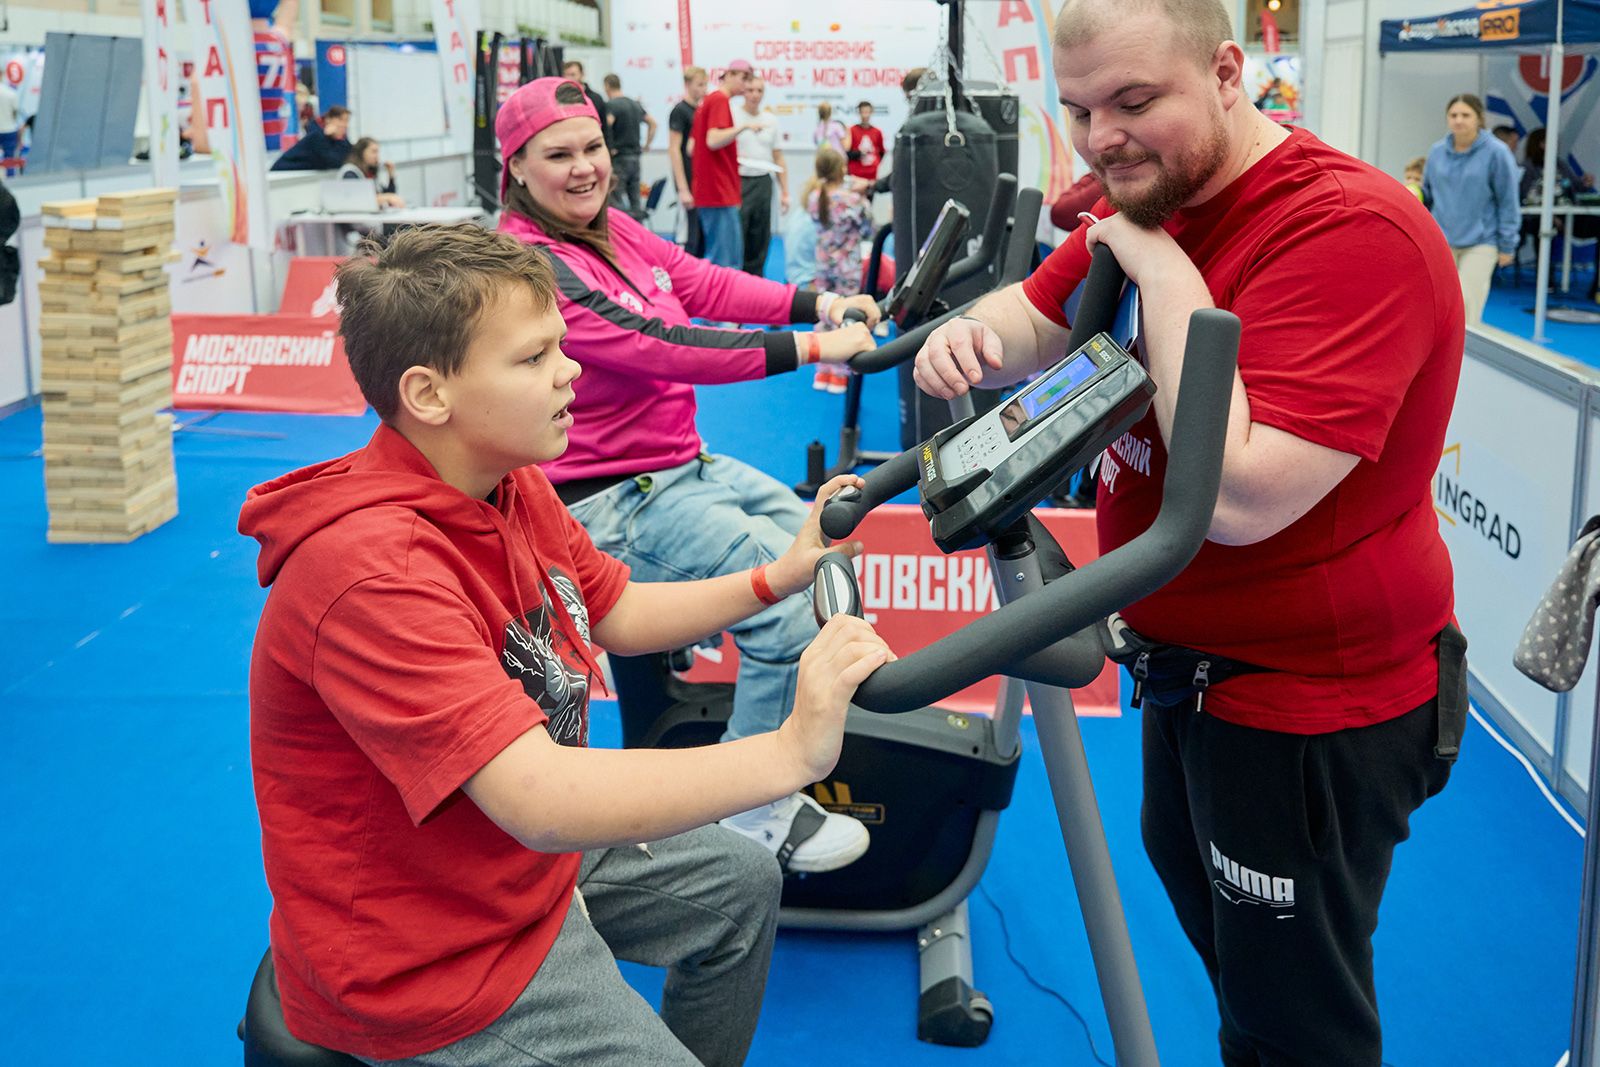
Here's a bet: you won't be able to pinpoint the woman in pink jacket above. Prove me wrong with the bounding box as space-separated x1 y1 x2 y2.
496 77 879 873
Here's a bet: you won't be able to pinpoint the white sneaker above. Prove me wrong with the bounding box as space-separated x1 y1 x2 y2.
721 792 870 873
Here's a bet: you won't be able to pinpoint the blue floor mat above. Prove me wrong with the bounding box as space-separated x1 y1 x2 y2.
0 353 1587 1064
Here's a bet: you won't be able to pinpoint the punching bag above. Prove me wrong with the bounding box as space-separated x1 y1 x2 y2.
891 107 1003 451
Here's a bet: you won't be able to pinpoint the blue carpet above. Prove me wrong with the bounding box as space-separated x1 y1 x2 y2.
0 312 1587 1064
1484 261 1600 364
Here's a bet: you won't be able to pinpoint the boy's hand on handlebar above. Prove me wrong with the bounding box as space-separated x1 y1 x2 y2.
815 322 877 363
782 614 892 783
828 294 882 329
768 474 866 598
913 317 1004 399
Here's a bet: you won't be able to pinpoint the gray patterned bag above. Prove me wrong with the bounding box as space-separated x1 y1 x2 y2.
1515 515 1600 692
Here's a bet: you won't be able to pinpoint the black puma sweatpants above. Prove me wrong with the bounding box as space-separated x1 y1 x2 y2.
1141 697 1454 1066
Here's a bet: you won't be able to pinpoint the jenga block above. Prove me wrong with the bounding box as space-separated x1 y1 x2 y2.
96 188 178 213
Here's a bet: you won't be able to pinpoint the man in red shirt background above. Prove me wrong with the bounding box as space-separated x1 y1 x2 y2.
689 59 753 268
846 100 886 183
911 0 1466 1062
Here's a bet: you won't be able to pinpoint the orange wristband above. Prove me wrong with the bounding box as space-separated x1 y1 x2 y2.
751 564 782 606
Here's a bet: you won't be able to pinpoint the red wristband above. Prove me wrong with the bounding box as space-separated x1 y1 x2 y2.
751 564 782 606
803 332 821 365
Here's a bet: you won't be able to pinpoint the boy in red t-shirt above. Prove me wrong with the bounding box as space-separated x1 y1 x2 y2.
846 100 886 182
689 59 752 269
241 224 888 1067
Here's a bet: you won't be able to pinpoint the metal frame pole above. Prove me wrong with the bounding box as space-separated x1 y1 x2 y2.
991 536 1160 1066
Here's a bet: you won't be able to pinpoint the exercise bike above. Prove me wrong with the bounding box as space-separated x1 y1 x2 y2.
611 182 1046 1048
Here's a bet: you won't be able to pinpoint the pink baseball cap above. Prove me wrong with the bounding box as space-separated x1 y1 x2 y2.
495 76 602 200
725 58 754 73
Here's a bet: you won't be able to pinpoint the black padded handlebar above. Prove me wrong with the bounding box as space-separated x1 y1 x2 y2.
1066 244 1128 355
819 448 920 541
943 174 1017 289
846 185 1044 376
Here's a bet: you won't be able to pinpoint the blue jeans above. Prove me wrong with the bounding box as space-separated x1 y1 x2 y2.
697 206 744 269
569 454 813 742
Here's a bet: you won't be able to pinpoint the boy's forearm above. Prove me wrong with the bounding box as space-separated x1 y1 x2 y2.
469 727 808 853
593 572 801 656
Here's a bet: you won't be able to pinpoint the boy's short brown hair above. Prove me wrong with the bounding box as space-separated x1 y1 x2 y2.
334 225 558 422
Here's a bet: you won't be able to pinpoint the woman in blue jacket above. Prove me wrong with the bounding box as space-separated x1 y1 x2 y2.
1423 93 1520 324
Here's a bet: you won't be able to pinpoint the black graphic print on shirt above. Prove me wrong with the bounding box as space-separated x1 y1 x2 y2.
501 569 592 747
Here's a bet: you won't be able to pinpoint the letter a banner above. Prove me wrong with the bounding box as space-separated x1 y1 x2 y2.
191 0 274 250
170 314 367 414
431 0 481 155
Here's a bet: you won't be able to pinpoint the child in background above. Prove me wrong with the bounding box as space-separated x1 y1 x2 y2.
806 147 874 393
1405 156 1429 207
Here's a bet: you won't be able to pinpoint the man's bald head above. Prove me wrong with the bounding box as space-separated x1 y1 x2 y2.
1054 0 1234 68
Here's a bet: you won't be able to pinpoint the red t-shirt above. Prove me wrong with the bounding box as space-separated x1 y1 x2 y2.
848 123 885 181
689 89 742 208
1022 128 1464 734
240 425 630 1059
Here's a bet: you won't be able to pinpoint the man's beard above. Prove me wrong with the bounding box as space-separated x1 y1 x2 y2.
1094 114 1230 229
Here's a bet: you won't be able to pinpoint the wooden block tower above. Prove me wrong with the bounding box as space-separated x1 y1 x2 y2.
38 189 181 544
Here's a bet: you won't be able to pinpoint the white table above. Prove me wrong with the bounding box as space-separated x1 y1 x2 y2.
281 206 488 256
1520 205 1600 292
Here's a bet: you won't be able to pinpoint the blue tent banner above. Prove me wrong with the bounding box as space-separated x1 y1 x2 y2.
1380 0 1600 53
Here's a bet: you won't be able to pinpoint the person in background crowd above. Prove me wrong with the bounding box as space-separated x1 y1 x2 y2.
669 66 707 257
0 173 20 305
561 60 612 153
1521 127 1600 302
1493 124 1520 158
1404 157 1428 207
1423 92 1519 323
271 105 352 171
338 137 404 209
814 102 847 155
805 146 874 394
0 81 22 162
1520 127 1598 201
845 100 885 184
1049 171 1106 232
736 76 788 276
688 60 753 269
603 73 656 221
493 77 884 873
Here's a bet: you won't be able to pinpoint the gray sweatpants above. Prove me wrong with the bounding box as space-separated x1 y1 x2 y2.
361 824 782 1067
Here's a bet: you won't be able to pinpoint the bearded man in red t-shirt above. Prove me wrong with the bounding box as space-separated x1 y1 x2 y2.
912 0 1466 1062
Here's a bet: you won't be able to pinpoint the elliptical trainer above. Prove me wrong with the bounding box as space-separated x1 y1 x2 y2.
811 247 1242 1065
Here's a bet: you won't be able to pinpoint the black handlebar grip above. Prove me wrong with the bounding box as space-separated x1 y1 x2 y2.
841 308 869 325
812 551 863 625
819 448 920 539
1066 244 1129 353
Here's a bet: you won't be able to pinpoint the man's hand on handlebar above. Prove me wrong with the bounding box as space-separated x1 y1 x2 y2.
913 316 1005 399
782 614 892 783
767 474 867 597
827 294 882 329
814 322 877 364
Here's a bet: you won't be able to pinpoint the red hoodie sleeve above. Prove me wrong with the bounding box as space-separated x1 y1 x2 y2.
311 574 548 825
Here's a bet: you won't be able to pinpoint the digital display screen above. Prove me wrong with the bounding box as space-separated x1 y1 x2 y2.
1019 353 1098 417
997 352 1101 441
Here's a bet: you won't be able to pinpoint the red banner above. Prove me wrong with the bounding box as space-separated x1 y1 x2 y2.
676 505 1120 716
278 256 342 317
170 313 367 415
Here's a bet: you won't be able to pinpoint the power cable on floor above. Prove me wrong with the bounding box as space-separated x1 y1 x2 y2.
977 883 1114 1067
